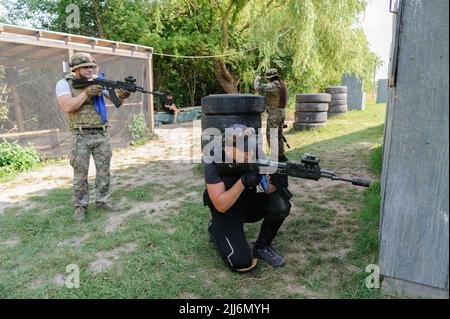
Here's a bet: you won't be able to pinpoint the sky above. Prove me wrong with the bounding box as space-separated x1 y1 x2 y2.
0 0 393 79
362 0 394 80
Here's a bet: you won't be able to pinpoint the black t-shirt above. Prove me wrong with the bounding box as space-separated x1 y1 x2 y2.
203 162 223 184
163 98 174 106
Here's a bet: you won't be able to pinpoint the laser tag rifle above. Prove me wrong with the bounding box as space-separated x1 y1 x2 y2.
71 76 164 108
217 154 370 201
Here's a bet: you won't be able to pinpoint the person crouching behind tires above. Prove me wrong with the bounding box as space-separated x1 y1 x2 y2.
202 124 291 273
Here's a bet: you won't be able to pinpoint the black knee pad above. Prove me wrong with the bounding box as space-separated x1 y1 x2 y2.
268 192 291 219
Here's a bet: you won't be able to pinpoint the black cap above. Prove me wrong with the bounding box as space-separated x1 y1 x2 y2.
223 124 258 152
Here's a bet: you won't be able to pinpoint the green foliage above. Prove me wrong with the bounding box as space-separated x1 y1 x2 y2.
4 0 381 105
127 114 149 145
0 105 8 122
0 139 42 171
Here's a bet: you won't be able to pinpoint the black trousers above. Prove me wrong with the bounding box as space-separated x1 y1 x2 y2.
208 191 291 271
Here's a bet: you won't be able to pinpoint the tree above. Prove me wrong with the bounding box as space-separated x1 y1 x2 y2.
4 0 381 105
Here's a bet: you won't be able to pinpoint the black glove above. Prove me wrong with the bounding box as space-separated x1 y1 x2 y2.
240 172 262 189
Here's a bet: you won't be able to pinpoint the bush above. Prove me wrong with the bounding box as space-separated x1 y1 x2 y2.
0 139 42 171
128 114 149 145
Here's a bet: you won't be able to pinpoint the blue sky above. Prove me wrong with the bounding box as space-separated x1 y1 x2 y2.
362 0 394 80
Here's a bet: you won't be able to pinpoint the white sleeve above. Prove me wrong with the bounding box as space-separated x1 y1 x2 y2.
55 79 72 98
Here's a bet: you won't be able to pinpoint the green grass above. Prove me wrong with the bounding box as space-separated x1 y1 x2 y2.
285 101 385 159
0 156 66 184
0 101 387 298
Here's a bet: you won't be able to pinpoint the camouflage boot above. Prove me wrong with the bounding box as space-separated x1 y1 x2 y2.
74 206 86 221
95 201 112 210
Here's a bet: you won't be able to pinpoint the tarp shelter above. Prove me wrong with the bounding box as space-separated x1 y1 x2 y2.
0 23 155 158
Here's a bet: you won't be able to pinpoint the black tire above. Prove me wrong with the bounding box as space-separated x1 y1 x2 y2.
328 105 348 113
330 99 347 106
293 122 326 130
325 86 347 94
201 94 266 115
294 111 327 123
295 103 329 112
296 93 331 103
201 114 262 149
330 93 347 100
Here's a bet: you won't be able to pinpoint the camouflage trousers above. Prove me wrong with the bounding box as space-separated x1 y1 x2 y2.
70 130 112 208
266 107 286 159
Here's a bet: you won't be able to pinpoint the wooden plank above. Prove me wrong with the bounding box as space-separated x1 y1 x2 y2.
4 67 24 132
146 55 154 133
0 128 60 138
0 24 153 54
0 32 150 59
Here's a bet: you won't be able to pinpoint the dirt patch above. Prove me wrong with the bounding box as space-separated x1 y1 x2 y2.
105 191 200 233
57 234 90 248
2 236 20 247
53 274 66 287
0 123 202 214
179 292 201 299
89 242 138 274
28 278 46 290
321 247 352 259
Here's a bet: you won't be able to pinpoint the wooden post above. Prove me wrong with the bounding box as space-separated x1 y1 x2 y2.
68 48 74 61
5 67 25 132
146 54 155 133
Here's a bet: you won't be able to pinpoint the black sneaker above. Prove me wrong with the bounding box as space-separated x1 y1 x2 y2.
253 245 286 267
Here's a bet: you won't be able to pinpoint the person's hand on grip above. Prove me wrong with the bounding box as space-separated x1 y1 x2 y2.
117 88 131 99
241 172 262 189
85 85 103 97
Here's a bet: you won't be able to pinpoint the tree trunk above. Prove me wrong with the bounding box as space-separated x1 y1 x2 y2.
214 0 238 93
214 60 238 93
93 0 105 38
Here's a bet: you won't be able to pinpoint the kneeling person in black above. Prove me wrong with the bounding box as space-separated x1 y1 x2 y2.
203 125 291 273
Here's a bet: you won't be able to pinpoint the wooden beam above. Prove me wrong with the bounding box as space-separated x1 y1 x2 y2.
4 67 24 132
0 32 150 59
146 55 154 133
0 128 60 139
0 23 154 53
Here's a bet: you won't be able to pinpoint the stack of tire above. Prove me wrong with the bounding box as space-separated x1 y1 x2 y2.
325 86 347 117
200 94 265 149
294 93 331 130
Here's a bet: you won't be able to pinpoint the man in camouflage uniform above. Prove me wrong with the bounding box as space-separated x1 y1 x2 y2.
254 68 289 162
56 52 131 221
